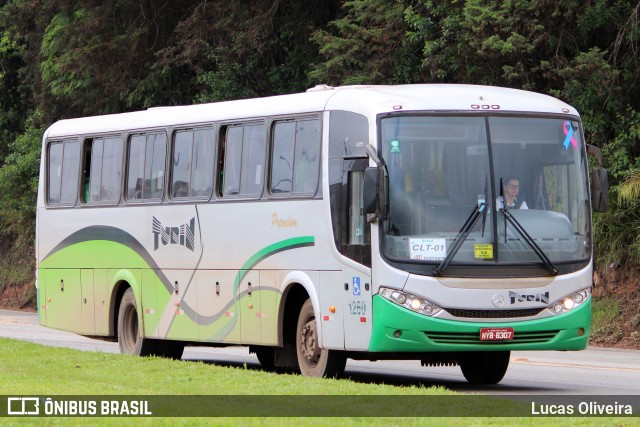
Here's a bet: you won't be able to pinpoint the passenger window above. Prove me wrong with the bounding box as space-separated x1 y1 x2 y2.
271 122 295 193
47 142 63 204
170 127 214 199
126 132 166 201
101 137 124 201
219 123 266 198
293 119 321 193
127 135 145 200
172 131 192 198
82 136 123 204
60 140 80 204
240 124 266 196
47 139 80 206
270 118 321 195
86 138 103 202
221 126 243 196
191 129 215 197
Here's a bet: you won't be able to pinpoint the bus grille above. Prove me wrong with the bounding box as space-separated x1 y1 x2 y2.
424 330 559 345
444 308 546 319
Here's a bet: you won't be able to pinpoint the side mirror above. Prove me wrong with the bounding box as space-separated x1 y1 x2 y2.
363 166 387 222
591 167 609 212
364 167 378 215
363 145 387 222
587 144 609 212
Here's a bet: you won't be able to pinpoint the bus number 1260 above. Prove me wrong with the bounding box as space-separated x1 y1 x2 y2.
349 301 366 316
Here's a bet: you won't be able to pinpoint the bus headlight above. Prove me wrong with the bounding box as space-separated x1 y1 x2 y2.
379 287 442 317
551 288 590 315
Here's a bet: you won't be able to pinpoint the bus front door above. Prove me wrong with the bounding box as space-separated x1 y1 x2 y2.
341 160 372 351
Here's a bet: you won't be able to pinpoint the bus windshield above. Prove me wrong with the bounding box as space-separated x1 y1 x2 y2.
379 115 591 274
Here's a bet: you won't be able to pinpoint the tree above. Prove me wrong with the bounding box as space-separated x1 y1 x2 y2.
619 172 640 204
146 0 341 103
1 0 640 283
309 0 426 85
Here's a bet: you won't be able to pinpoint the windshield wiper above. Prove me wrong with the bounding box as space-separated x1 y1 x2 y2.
498 208 559 275
433 202 486 276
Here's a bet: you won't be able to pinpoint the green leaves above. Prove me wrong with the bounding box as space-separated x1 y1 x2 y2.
309 0 426 85
0 0 639 274
0 119 42 282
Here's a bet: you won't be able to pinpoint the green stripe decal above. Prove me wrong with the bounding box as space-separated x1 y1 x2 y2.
233 235 315 294
40 229 314 343
209 236 315 341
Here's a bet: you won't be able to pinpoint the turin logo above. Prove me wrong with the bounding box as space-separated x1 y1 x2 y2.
152 217 196 251
508 291 549 305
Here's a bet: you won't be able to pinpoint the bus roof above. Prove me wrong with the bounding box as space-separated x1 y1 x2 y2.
45 84 579 138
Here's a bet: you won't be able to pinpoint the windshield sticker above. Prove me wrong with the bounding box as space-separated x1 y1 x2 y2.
474 243 494 259
390 140 401 153
409 238 446 260
562 121 578 150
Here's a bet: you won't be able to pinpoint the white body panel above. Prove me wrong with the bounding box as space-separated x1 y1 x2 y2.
36 84 588 356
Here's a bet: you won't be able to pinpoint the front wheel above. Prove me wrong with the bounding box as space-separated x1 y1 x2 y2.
296 299 346 378
459 351 510 384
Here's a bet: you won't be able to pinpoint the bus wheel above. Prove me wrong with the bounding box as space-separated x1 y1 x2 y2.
117 288 155 356
154 339 184 360
459 351 510 384
296 299 346 378
252 346 276 371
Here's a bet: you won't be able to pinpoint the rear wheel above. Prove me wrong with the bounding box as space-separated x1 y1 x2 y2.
296 299 346 378
459 351 510 384
117 288 184 359
117 288 150 355
253 346 276 371
153 339 184 360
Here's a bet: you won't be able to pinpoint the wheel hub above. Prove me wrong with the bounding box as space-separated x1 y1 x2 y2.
300 320 321 365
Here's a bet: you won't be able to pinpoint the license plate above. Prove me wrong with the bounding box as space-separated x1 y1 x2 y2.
479 327 514 341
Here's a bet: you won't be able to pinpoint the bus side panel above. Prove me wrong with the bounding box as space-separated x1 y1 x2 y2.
239 270 261 344
340 265 372 351
318 271 345 349
42 269 82 333
195 200 338 346
259 270 279 346
37 268 47 326
197 270 241 344
93 269 109 336
40 236 155 335
80 269 95 335
160 269 199 341
141 268 159 338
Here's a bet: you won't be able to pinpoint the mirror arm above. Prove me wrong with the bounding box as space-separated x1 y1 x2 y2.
587 144 603 165
366 144 381 167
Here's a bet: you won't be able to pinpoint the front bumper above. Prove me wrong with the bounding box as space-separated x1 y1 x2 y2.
369 294 590 352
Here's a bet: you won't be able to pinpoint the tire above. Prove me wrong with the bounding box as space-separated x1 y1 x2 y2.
459 351 510 384
296 299 346 378
118 288 148 355
117 288 164 357
253 346 276 371
153 339 185 360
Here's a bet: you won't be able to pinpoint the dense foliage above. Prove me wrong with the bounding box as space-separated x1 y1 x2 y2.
0 0 639 283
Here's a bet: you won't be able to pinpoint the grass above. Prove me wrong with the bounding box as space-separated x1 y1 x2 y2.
591 296 623 344
0 338 637 426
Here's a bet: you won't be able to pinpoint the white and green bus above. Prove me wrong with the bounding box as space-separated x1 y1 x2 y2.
36 84 608 384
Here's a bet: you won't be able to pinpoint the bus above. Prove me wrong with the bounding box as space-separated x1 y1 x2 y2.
36 84 608 384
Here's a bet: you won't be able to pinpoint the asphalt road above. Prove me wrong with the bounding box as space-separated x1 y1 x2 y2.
1 309 639 395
